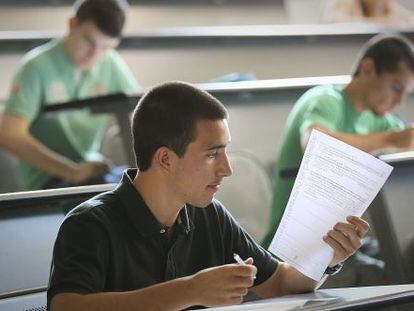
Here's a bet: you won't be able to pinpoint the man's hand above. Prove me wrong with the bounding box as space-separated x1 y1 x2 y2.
190 258 256 307
70 161 109 184
389 127 414 150
323 216 370 267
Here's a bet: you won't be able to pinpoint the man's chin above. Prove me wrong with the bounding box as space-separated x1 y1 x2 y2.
373 109 387 117
368 104 388 117
189 197 214 208
75 60 93 70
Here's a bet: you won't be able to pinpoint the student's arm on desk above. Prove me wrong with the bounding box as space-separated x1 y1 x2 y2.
50 263 257 311
0 114 108 184
302 125 414 153
252 262 317 298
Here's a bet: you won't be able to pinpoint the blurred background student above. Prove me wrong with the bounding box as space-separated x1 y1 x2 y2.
321 0 414 27
0 0 139 191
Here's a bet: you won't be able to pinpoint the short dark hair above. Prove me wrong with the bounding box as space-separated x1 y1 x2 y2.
74 0 127 38
353 34 414 76
132 81 228 171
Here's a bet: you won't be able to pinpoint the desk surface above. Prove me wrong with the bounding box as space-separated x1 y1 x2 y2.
205 284 414 310
1 285 413 311
379 151 414 166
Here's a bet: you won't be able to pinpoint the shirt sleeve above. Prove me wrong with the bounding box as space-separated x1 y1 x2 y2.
4 61 43 122
299 93 343 138
108 51 141 94
213 200 278 286
47 213 109 308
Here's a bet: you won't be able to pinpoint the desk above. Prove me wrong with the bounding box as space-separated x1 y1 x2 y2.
1 24 414 98
41 76 414 168
206 284 414 311
2 284 413 311
41 76 353 167
0 185 114 297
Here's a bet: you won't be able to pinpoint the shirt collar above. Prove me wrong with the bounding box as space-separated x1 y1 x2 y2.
114 169 194 238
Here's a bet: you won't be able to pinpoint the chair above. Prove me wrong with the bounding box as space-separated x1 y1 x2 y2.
215 150 273 242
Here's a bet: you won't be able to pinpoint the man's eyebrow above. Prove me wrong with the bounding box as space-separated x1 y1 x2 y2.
205 144 226 151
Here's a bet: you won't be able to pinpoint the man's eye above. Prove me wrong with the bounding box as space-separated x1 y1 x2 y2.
392 85 403 93
207 151 218 158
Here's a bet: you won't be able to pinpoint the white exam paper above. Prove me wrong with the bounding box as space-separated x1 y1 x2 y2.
268 130 393 281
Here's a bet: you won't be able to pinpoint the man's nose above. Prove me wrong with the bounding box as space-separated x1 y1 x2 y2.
393 92 405 108
219 154 233 177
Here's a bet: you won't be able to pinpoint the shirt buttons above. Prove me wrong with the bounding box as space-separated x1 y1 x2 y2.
160 228 166 234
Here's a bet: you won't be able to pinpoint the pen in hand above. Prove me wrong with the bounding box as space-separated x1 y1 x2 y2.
233 253 256 279
233 253 245 265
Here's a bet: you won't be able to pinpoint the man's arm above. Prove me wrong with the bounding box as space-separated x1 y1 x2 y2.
251 262 317 298
252 216 370 298
301 125 414 153
0 114 108 185
51 263 257 311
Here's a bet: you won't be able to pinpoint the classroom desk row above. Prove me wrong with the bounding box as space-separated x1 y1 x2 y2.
41 75 414 167
0 23 413 97
0 185 414 311
1 285 414 311
1 77 413 296
41 75 354 166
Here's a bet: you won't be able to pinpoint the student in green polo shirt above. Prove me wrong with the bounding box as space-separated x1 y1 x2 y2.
0 0 139 190
262 34 414 249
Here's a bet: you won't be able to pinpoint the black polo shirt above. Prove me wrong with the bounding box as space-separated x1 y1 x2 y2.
47 169 278 308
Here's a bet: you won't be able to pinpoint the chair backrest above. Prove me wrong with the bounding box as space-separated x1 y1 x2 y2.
100 118 128 166
215 150 273 242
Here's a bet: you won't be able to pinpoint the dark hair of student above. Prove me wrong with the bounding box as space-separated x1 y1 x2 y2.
353 34 414 76
74 0 127 38
132 81 228 171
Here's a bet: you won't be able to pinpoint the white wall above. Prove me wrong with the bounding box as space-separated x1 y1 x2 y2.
0 4 288 31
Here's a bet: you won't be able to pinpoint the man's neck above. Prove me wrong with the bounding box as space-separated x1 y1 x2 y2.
133 171 183 228
342 79 368 113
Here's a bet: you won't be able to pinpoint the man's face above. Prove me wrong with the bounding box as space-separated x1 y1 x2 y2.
171 119 233 208
67 19 120 70
364 62 414 116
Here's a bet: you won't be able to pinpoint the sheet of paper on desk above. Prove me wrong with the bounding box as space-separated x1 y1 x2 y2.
197 298 309 310
268 129 393 281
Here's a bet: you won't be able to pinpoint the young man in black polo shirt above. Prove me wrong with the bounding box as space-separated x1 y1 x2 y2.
48 82 370 310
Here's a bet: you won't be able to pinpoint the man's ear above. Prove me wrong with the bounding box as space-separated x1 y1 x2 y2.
68 17 78 31
154 146 175 172
359 58 376 77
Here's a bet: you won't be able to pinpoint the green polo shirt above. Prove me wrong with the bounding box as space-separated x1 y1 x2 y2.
262 84 404 248
5 39 139 190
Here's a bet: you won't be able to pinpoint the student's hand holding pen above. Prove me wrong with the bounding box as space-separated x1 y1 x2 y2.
69 161 109 184
389 127 414 150
189 258 257 307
